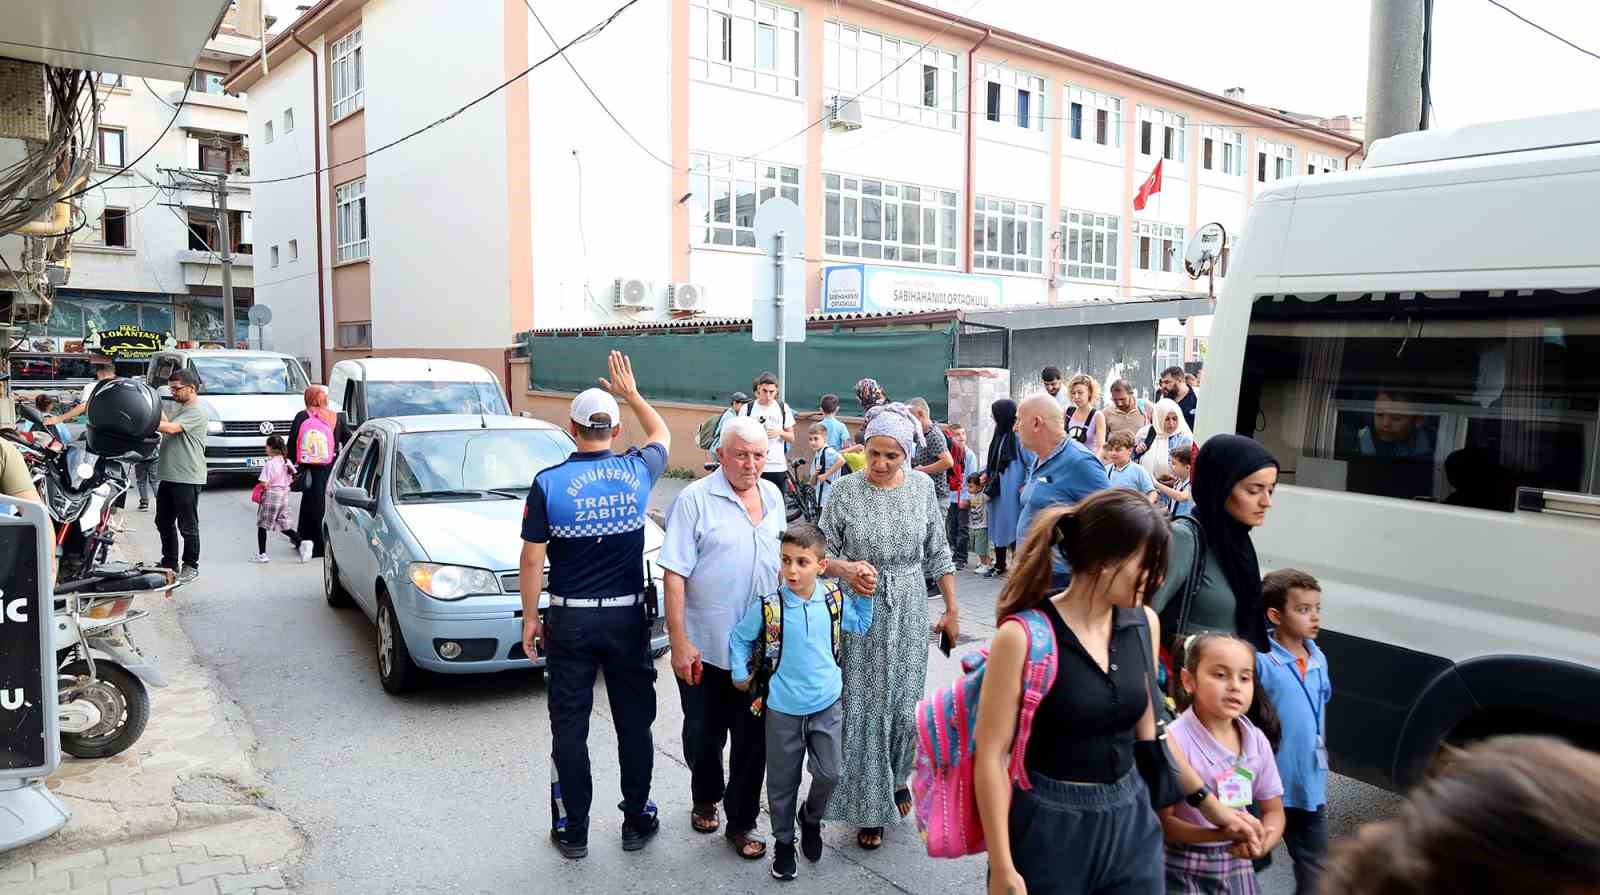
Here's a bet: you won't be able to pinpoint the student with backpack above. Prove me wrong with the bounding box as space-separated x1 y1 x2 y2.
287 385 348 563
966 490 1264 895
729 523 873 881
698 392 750 469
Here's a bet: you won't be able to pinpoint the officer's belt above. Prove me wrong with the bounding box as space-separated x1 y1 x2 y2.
547 593 646 608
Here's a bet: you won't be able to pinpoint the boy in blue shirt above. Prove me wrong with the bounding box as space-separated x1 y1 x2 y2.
1103 430 1157 503
1256 569 1333 894
730 523 872 882
817 394 851 452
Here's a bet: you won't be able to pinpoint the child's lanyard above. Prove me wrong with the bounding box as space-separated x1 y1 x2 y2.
1290 655 1330 770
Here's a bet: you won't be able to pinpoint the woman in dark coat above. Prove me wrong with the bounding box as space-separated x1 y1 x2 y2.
287 385 349 562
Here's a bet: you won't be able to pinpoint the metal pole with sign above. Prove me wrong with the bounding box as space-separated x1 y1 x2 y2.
0 497 69 851
248 304 273 351
752 198 806 402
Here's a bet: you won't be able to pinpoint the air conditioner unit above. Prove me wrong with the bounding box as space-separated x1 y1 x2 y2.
612 276 653 309
828 95 863 131
668 282 706 312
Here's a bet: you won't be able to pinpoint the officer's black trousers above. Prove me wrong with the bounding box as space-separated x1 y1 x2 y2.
545 603 658 835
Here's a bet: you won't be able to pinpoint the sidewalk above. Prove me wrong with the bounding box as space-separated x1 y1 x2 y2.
0 516 303 894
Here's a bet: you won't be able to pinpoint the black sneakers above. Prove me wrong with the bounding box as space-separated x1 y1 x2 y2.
550 827 588 860
771 841 798 881
799 819 823 862
620 801 660 851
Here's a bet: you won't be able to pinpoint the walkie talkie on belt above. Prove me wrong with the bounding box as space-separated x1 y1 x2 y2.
643 561 660 621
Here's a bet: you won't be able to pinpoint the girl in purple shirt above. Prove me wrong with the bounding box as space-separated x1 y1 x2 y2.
1163 634 1286 894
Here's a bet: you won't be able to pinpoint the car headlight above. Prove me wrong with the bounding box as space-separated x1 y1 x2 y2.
206 420 224 434
408 563 502 600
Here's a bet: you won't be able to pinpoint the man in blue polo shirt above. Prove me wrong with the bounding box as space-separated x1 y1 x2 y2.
520 351 671 860
1014 393 1110 588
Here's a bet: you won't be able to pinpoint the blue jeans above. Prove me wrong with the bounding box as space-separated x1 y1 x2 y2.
1008 768 1163 895
545 603 658 837
1283 806 1329 893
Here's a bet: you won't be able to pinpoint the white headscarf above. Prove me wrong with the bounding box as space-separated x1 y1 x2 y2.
1139 397 1195 479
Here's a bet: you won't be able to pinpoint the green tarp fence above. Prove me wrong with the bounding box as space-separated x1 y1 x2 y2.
527 325 955 419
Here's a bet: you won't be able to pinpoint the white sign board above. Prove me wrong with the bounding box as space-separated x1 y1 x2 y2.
752 198 806 343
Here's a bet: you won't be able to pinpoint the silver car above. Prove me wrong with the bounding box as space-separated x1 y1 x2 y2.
321 414 669 693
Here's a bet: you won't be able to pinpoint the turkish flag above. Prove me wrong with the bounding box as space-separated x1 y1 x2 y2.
1133 159 1163 211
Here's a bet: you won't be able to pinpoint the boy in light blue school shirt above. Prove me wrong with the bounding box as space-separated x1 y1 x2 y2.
1103 431 1157 502
1255 569 1334 894
818 394 851 452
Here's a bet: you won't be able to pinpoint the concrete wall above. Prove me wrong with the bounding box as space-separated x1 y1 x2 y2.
1008 319 1160 405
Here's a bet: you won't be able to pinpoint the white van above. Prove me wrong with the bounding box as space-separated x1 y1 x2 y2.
1202 110 1600 790
145 349 312 476
325 358 511 428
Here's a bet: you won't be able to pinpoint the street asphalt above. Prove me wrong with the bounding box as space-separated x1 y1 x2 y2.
119 477 1399 894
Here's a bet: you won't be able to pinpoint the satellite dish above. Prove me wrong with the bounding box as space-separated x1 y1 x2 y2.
1184 222 1227 279
247 304 273 326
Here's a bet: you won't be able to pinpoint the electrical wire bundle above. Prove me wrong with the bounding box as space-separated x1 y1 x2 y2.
0 66 99 238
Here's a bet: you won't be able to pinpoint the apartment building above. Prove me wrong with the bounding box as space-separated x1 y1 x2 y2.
41 17 260 351
227 0 1360 380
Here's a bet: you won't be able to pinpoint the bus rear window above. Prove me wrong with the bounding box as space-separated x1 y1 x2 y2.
1238 289 1600 511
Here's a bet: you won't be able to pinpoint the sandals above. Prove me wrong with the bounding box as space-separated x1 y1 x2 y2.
690 803 720 835
857 826 884 850
895 787 913 819
727 828 768 860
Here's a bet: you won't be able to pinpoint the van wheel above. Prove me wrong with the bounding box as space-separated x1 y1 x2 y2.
324 544 353 608
376 594 422 694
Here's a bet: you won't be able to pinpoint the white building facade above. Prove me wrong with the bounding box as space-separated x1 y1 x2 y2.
229 0 1361 381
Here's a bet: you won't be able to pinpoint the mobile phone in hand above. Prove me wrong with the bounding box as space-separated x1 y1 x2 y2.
938 628 954 657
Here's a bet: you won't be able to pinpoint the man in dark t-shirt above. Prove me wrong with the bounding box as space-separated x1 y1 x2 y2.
520 351 671 860
1160 365 1199 433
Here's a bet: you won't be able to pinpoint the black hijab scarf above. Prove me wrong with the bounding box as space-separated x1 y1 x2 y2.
984 399 1020 498
1190 434 1279 652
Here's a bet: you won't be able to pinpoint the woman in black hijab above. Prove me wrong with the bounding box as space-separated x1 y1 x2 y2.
1149 434 1280 652
983 398 1027 576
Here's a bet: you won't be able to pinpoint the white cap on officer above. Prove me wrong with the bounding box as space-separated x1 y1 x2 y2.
569 388 621 428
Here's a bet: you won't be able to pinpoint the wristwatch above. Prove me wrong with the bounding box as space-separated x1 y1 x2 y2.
1185 786 1210 808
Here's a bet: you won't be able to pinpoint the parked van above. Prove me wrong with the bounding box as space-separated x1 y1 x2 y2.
1201 110 1600 790
144 349 311 476
325 357 511 428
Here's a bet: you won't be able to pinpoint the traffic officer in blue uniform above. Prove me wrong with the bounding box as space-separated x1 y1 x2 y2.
520 351 672 859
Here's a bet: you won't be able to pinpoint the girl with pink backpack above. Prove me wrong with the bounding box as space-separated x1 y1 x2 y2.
965 490 1265 895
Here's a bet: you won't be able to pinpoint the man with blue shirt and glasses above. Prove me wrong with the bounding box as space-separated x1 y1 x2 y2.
520 351 671 860
1013 393 1110 588
660 414 785 860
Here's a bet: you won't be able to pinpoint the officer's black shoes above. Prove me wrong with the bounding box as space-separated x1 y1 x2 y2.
620 801 660 851
771 842 798 881
799 819 823 862
550 827 588 860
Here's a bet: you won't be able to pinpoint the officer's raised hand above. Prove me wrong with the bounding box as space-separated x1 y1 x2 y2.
598 350 638 400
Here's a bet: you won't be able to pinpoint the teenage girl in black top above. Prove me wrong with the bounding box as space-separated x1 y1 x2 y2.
974 490 1266 895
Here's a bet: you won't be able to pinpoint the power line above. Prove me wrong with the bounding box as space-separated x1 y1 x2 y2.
1484 0 1600 62
226 0 645 187
523 0 673 169
61 73 194 203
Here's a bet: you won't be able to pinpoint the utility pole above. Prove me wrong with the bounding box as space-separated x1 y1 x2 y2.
211 171 237 347
1365 0 1428 151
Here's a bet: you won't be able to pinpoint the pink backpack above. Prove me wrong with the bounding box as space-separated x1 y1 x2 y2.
297 412 335 466
912 607 1058 858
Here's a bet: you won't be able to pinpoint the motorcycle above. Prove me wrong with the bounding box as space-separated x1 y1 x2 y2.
52 562 176 759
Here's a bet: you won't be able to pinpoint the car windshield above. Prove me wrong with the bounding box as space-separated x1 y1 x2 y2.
365 381 510 419
188 356 308 395
393 429 572 501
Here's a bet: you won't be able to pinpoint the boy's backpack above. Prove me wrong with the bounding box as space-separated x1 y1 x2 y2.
912 607 1058 858
842 450 866 474
297 412 336 466
696 411 725 451
746 581 843 718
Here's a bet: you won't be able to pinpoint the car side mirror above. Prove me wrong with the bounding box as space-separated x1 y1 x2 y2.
332 486 376 513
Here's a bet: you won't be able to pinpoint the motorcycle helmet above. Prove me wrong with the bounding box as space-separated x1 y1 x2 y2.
84 378 162 460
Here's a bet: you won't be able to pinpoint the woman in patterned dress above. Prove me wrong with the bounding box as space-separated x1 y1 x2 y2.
818 403 959 850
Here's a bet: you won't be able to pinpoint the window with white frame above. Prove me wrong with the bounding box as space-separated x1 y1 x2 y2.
336 321 372 349
1200 126 1245 176
1306 150 1343 175
330 27 365 120
1156 334 1184 372
689 0 800 97
824 174 958 266
980 63 1045 131
687 152 800 248
1059 209 1119 283
283 108 294 134
1257 138 1296 182
335 178 368 263
1064 85 1121 147
97 127 125 167
823 21 959 129
270 245 280 268
100 207 129 248
1137 105 1186 162
264 120 273 144
95 72 124 89
974 196 1045 274
1133 220 1183 273
288 239 299 262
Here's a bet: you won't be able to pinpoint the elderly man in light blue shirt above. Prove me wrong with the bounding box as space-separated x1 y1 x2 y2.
659 415 784 859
